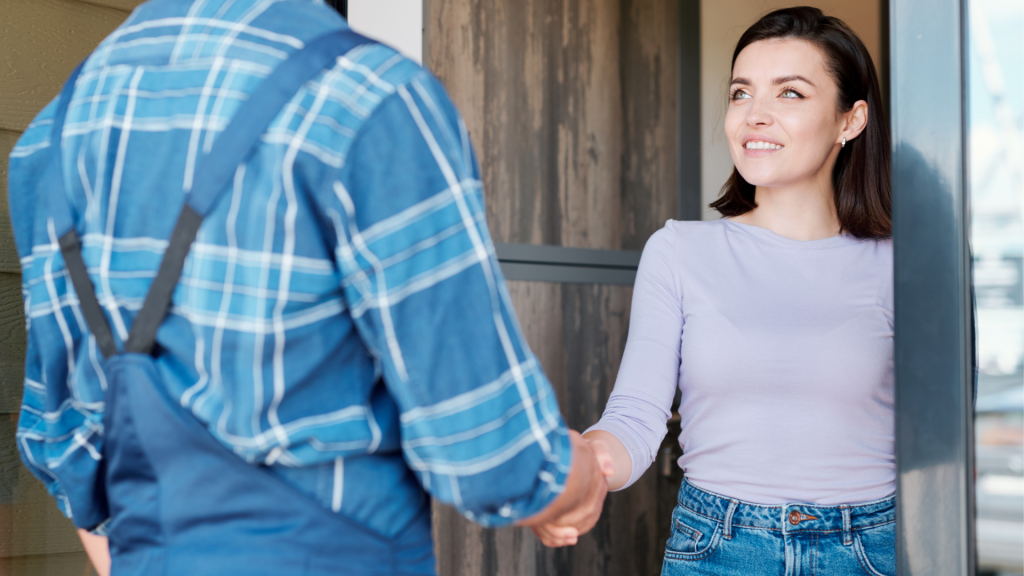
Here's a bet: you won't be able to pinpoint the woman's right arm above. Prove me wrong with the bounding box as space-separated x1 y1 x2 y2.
584 225 683 491
581 430 633 491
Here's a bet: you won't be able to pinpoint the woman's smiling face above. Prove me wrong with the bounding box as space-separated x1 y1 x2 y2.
725 38 848 189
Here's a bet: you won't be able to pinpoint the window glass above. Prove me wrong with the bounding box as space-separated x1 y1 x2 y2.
969 1 1024 574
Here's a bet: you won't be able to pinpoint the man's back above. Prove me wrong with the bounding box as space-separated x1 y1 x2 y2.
11 0 571 541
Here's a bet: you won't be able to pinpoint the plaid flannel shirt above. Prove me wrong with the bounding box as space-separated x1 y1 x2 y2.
10 0 571 537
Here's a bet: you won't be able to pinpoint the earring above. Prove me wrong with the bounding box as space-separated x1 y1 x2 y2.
841 137 846 148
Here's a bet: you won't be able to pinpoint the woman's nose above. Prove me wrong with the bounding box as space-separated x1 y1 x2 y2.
745 98 774 127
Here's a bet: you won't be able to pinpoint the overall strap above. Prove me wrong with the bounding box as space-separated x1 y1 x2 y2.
48 61 120 358
48 29 375 358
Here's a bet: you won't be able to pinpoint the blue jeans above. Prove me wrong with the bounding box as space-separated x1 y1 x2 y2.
662 479 896 576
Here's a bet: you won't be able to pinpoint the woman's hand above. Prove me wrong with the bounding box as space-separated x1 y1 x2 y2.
581 430 632 491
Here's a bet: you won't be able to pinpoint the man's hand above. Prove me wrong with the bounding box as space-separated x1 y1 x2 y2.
517 431 615 547
77 529 110 576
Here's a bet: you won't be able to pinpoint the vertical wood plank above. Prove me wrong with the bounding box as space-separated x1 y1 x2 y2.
427 0 678 251
617 0 681 248
428 1 683 572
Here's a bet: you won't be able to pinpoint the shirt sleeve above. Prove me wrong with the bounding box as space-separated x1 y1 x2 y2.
585 225 681 490
11 101 68 514
324 71 572 527
12 99 110 529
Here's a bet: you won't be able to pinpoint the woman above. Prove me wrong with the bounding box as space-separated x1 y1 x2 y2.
558 7 894 575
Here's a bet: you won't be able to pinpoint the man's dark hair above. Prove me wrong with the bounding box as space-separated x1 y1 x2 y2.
710 7 891 239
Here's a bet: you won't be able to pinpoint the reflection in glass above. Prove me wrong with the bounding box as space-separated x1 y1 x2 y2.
969 1 1024 574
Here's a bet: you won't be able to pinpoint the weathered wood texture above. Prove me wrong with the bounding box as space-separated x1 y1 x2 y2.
427 0 679 251
428 2 683 572
1 129 23 274
0 273 26 415
433 281 685 576
0 0 130 132
0 415 84 559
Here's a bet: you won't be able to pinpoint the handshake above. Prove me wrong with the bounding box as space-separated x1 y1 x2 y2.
517 430 618 547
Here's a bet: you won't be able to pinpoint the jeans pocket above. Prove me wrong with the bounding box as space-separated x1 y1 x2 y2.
853 522 896 576
671 519 703 552
664 505 722 561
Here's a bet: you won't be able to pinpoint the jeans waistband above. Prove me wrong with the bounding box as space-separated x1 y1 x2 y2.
678 478 895 537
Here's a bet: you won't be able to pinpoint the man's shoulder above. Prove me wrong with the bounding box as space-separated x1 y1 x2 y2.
327 40 431 115
89 0 434 121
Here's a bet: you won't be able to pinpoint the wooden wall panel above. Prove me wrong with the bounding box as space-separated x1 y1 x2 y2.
429 1 684 573
617 0 682 249
0 551 94 576
1 129 23 274
0 273 25 415
433 281 684 576
1 0 130 132
0 415 83 559
427 0 679 251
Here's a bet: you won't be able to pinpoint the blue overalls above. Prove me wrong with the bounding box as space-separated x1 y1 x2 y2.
46 30 437 576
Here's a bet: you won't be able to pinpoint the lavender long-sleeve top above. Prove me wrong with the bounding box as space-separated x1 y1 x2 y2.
586 219 895 505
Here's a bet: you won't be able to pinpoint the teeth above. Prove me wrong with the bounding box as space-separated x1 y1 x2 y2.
745 141 783 150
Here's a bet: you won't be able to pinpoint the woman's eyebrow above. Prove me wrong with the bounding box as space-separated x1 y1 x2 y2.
730 75 816 87
773 75 815 86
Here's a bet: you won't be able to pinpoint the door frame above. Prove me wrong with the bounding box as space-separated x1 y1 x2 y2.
890 0 977 573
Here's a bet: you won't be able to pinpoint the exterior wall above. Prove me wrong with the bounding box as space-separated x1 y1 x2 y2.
699 0 884 220
0 0 142 573
427 1 682 574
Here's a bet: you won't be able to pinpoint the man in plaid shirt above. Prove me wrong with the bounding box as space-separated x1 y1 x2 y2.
10 1 612 573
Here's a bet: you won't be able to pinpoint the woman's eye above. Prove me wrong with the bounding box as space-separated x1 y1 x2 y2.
731 91 751 100
781 89 802 98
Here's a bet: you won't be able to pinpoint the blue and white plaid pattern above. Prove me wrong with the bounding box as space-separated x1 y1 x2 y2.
10 0 570 534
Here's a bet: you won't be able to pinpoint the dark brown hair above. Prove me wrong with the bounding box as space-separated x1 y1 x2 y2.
709 7 891 238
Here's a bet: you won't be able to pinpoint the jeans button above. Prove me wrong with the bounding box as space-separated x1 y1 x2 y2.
788 510 801 525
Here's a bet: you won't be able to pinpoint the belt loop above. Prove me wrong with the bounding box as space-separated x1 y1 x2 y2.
842 505 852 546
723 499 739 540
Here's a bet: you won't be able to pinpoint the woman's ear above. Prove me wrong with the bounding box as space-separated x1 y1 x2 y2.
841 100 869 144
